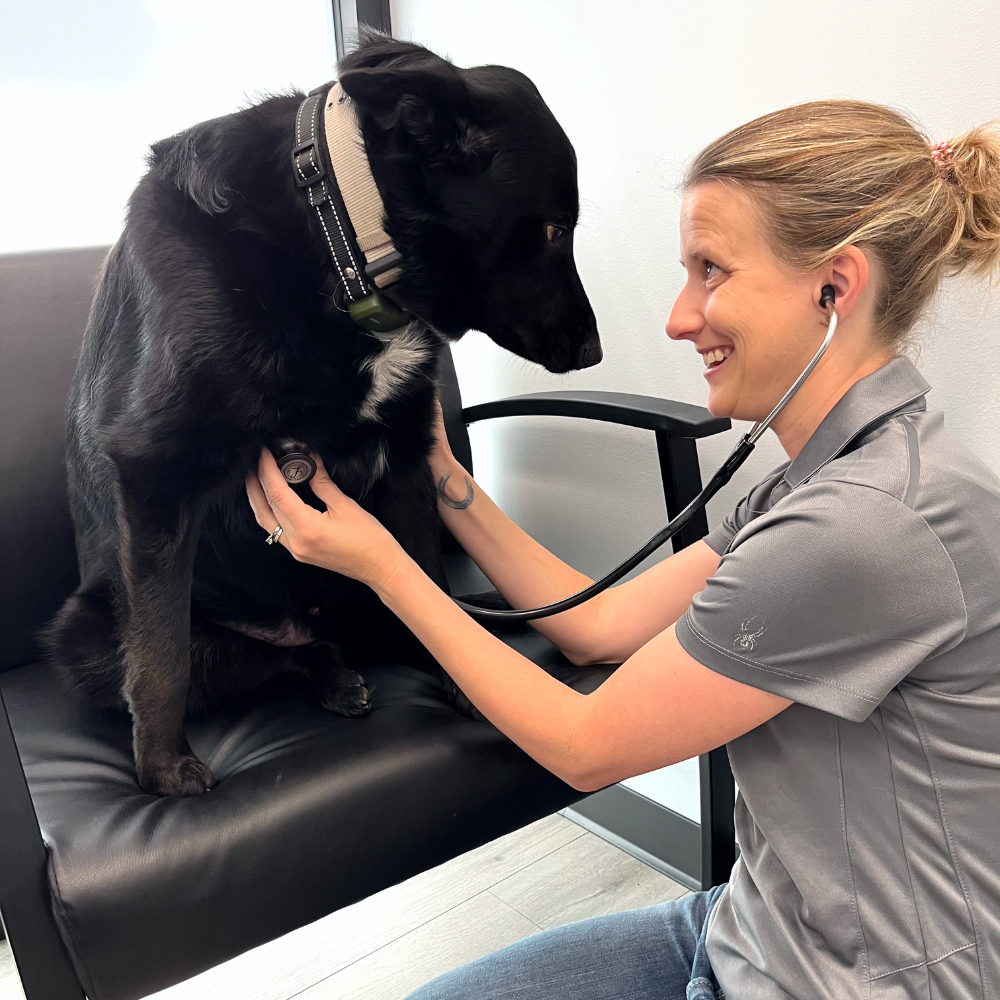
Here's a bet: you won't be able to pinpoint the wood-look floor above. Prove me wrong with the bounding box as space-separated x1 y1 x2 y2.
0 813 687 1000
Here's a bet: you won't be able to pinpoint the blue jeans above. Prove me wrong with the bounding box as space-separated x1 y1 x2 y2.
403 883 727 1000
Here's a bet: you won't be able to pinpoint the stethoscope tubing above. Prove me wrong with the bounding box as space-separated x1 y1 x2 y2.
452 308 839 623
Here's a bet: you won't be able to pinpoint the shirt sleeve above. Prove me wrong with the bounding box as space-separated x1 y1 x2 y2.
675 480 968 722
702 510 739 555
702 462 791 556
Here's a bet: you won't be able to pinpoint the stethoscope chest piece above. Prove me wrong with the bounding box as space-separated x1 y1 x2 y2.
272 439 317 485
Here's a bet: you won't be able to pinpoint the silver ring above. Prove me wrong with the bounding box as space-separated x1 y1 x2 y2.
265 525 283 546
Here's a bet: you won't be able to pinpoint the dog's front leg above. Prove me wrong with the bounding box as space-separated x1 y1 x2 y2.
116 481 214 796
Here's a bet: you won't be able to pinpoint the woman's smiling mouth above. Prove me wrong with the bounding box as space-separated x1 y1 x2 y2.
700 345 733 378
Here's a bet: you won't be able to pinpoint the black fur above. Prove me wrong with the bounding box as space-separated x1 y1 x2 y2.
45 32 600 797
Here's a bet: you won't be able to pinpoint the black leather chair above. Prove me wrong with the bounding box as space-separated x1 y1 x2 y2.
0 247 732 1000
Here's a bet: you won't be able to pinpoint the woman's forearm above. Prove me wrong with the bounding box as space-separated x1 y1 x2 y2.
432 457 721 666
378 552 593 787
432 455 609 662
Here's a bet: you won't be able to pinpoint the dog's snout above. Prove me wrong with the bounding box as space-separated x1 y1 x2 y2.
577 335 603 369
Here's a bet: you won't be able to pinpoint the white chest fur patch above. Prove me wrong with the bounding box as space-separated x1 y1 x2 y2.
358 325 433 422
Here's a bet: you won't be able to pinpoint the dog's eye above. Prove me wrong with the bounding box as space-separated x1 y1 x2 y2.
545 224 566 243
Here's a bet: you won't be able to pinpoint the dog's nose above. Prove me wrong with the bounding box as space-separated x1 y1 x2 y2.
576 335 603 369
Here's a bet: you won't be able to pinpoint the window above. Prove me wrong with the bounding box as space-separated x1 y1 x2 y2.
1 0 336 253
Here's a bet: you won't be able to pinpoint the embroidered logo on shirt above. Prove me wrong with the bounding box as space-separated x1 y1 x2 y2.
734 617 765 652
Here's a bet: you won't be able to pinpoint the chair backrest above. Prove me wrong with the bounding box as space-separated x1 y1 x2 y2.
0 246 473 669
0 247 106 671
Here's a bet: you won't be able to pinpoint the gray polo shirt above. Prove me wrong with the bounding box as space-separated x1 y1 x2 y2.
675 357 1000 1000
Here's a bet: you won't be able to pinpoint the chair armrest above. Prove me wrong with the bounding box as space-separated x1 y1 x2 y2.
462 390 730 438
462 389 731 554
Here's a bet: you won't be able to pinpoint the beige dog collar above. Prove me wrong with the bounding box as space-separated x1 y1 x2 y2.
322 83 402 290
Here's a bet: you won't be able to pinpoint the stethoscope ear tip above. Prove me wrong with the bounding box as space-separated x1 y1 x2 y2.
819 284 837 311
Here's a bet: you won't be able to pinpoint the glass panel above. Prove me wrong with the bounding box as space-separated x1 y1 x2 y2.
0 0 337 253
621 759 700 823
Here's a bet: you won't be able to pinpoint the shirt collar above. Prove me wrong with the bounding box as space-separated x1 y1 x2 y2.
784 356 930 488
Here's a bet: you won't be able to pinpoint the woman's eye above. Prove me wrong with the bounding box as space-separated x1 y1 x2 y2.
705 260 723 281
546 224 566 243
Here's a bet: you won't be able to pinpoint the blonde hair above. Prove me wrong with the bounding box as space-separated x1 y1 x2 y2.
685 100 1000 344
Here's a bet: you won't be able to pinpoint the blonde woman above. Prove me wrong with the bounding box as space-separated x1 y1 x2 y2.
247 102 1000 999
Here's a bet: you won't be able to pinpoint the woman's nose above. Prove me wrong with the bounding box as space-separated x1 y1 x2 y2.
665 286 703 342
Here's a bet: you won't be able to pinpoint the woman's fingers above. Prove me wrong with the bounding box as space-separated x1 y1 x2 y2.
245 447 404 582
255 448 310 533
246 468 280 533
307 453 346 508
431 398 448 446
429 396 456 471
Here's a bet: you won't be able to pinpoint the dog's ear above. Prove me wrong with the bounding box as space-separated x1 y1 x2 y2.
150 117 234 216
339 56 490 173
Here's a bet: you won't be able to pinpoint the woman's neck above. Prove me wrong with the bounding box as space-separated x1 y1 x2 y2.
770 350 894 460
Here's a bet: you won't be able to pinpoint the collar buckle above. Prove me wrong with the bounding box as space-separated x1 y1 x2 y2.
291 138 325 187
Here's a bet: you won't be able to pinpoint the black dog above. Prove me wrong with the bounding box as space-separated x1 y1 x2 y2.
46 33 600 797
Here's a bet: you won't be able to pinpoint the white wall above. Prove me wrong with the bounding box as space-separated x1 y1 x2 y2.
391 0 1000 820
0 0 337 253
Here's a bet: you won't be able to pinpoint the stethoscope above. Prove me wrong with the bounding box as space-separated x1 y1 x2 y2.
451 285 839 622
270 287 838 623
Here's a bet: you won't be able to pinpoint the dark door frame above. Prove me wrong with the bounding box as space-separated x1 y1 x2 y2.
331 0 392 59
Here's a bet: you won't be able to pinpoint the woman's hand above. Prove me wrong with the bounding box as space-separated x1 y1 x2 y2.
429 396 479 510
245 449 406 591
428 397 460 481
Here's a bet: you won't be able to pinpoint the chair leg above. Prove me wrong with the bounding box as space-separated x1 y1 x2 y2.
0 687 86 1000
655 431 739 889
654 433 710 553
699 747 737 890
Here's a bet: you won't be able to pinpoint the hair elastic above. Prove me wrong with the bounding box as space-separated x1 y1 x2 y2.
929 141 955 171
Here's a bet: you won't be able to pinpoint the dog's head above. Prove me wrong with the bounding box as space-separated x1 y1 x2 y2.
340 35 601 374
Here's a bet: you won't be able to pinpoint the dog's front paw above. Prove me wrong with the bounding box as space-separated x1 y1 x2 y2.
138 751 216 797
318 667 373 716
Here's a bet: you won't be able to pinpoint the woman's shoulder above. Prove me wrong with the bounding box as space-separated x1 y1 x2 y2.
774 410 1000 631
812 406 1000 517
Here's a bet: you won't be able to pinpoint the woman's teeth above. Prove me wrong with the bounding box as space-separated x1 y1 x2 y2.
702 347 733 367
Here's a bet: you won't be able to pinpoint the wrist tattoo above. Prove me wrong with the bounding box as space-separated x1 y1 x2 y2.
436 472 474 510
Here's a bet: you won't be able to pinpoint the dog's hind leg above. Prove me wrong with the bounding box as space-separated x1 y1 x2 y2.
187 625 371 717
45 580 127 709
187 620 296 713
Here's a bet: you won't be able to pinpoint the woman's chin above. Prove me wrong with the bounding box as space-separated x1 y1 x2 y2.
705 376 759 424
705 386 735 419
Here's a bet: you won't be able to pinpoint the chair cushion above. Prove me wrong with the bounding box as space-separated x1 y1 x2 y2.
4 630 613 1000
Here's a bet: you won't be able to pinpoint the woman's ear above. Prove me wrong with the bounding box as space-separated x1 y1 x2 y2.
816 246 871 319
